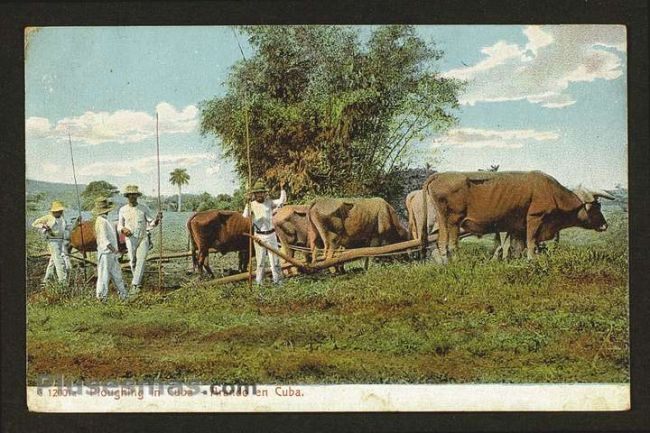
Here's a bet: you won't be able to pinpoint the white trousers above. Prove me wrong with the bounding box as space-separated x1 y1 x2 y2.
44 240 67 283
96 252 127 300
254 232 282 285
125 235 149 287
45 240 72 278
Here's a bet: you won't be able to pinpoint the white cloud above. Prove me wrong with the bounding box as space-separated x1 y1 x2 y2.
155 102 198 134
25 102 198 145
443 25 626 108
523 26 554 57
76 153 212 177
205 164 221 175
25 117 54 139
433 127 560 149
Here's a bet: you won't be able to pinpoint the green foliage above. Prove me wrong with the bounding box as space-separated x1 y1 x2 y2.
80 180 119 210
200 25 463 200
161 189 246 212
169 168 190 187
169 168 191 212
26 192 47 212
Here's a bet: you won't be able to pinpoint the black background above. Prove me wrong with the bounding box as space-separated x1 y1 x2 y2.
1 1 648 432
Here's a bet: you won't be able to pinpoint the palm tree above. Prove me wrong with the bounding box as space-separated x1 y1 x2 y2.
169 168 190 212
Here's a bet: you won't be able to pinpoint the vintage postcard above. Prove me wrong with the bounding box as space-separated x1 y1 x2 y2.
25 25 629 412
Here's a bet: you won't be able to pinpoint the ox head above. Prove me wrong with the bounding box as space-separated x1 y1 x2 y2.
573 185 616 232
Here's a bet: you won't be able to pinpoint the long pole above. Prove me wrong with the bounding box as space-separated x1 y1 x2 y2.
245 107 253 291
68 130 87 282
156 112 163 290
232 27 254 291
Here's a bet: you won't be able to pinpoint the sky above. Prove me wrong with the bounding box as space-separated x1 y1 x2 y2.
25 25 627 196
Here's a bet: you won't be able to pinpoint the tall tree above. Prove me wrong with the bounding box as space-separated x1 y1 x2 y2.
80 180 118 210
200 25 463 200
169 168 190 211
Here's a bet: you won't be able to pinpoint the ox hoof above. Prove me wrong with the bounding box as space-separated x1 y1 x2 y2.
431 250 448 265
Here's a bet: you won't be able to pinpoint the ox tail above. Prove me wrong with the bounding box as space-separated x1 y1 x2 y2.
186 213 198 271
406 194 416 240
305 202 320 264
420 186 430 258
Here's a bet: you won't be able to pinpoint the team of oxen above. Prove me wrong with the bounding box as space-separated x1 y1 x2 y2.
68 170 615 279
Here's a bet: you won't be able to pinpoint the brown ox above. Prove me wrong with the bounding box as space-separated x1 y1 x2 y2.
405 189 437 240
187 210 251 277
68 219 127 254
307 197 411 269
272 205 316 272
421 171 614 261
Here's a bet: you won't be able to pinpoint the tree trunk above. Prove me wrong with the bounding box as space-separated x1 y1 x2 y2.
177 185 182 212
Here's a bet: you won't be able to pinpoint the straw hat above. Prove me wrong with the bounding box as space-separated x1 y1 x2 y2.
123 184 143 196
49 201 65 212
249 179 269 193
92 197 116 215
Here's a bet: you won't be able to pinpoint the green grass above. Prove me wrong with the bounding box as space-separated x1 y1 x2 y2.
26 209 629 384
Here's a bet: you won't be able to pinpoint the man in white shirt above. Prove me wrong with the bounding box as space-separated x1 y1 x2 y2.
242 179 286 285
93 197 127 301
117 185 162 295
31 201 70 284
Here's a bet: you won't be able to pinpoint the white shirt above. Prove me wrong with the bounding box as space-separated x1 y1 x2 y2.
242 190 286 232
95 214 118 255
117 203 156 239
32 214 69 241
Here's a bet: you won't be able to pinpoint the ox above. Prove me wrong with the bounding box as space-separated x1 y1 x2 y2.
186 210 251 277
421 170 615 261
405 189 437 241
272 205 317 273
307 197 410 270
68 219 127 254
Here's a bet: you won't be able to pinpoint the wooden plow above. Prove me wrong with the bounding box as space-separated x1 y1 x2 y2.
210 232 460 285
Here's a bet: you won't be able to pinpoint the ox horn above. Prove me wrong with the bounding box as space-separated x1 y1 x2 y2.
592 189 616 200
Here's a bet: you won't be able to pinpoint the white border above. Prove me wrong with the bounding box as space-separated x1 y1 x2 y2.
27 384 630 412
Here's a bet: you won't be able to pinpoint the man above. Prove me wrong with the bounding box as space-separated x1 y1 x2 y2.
32 201 70 285
117 185 162 295
93 197 128 301
242 179 286 286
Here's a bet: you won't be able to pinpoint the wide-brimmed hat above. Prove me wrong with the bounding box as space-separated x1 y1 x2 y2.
249 179 269 193
92 197 116 215
123 185 143 196
49 201 65 212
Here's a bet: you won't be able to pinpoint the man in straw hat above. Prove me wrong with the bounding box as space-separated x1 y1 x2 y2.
117 185 162 294
31 200 70 285
242 179 286 286
93 197 128 301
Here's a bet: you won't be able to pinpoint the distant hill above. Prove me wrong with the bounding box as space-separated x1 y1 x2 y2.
26 179 88 212
26 179 87 196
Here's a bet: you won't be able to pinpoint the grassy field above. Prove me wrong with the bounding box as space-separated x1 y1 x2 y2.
26 209 629 384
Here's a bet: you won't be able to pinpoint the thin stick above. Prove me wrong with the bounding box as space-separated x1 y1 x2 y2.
232 26 253 290
68 130 87 281
156 112 163 290
245 107 254 291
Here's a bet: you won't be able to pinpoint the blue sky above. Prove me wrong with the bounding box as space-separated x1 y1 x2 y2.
25 25 627 196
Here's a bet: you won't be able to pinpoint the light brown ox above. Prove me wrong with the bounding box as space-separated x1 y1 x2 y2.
272 205 322 274
307 197 411 270
405 189 437 240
